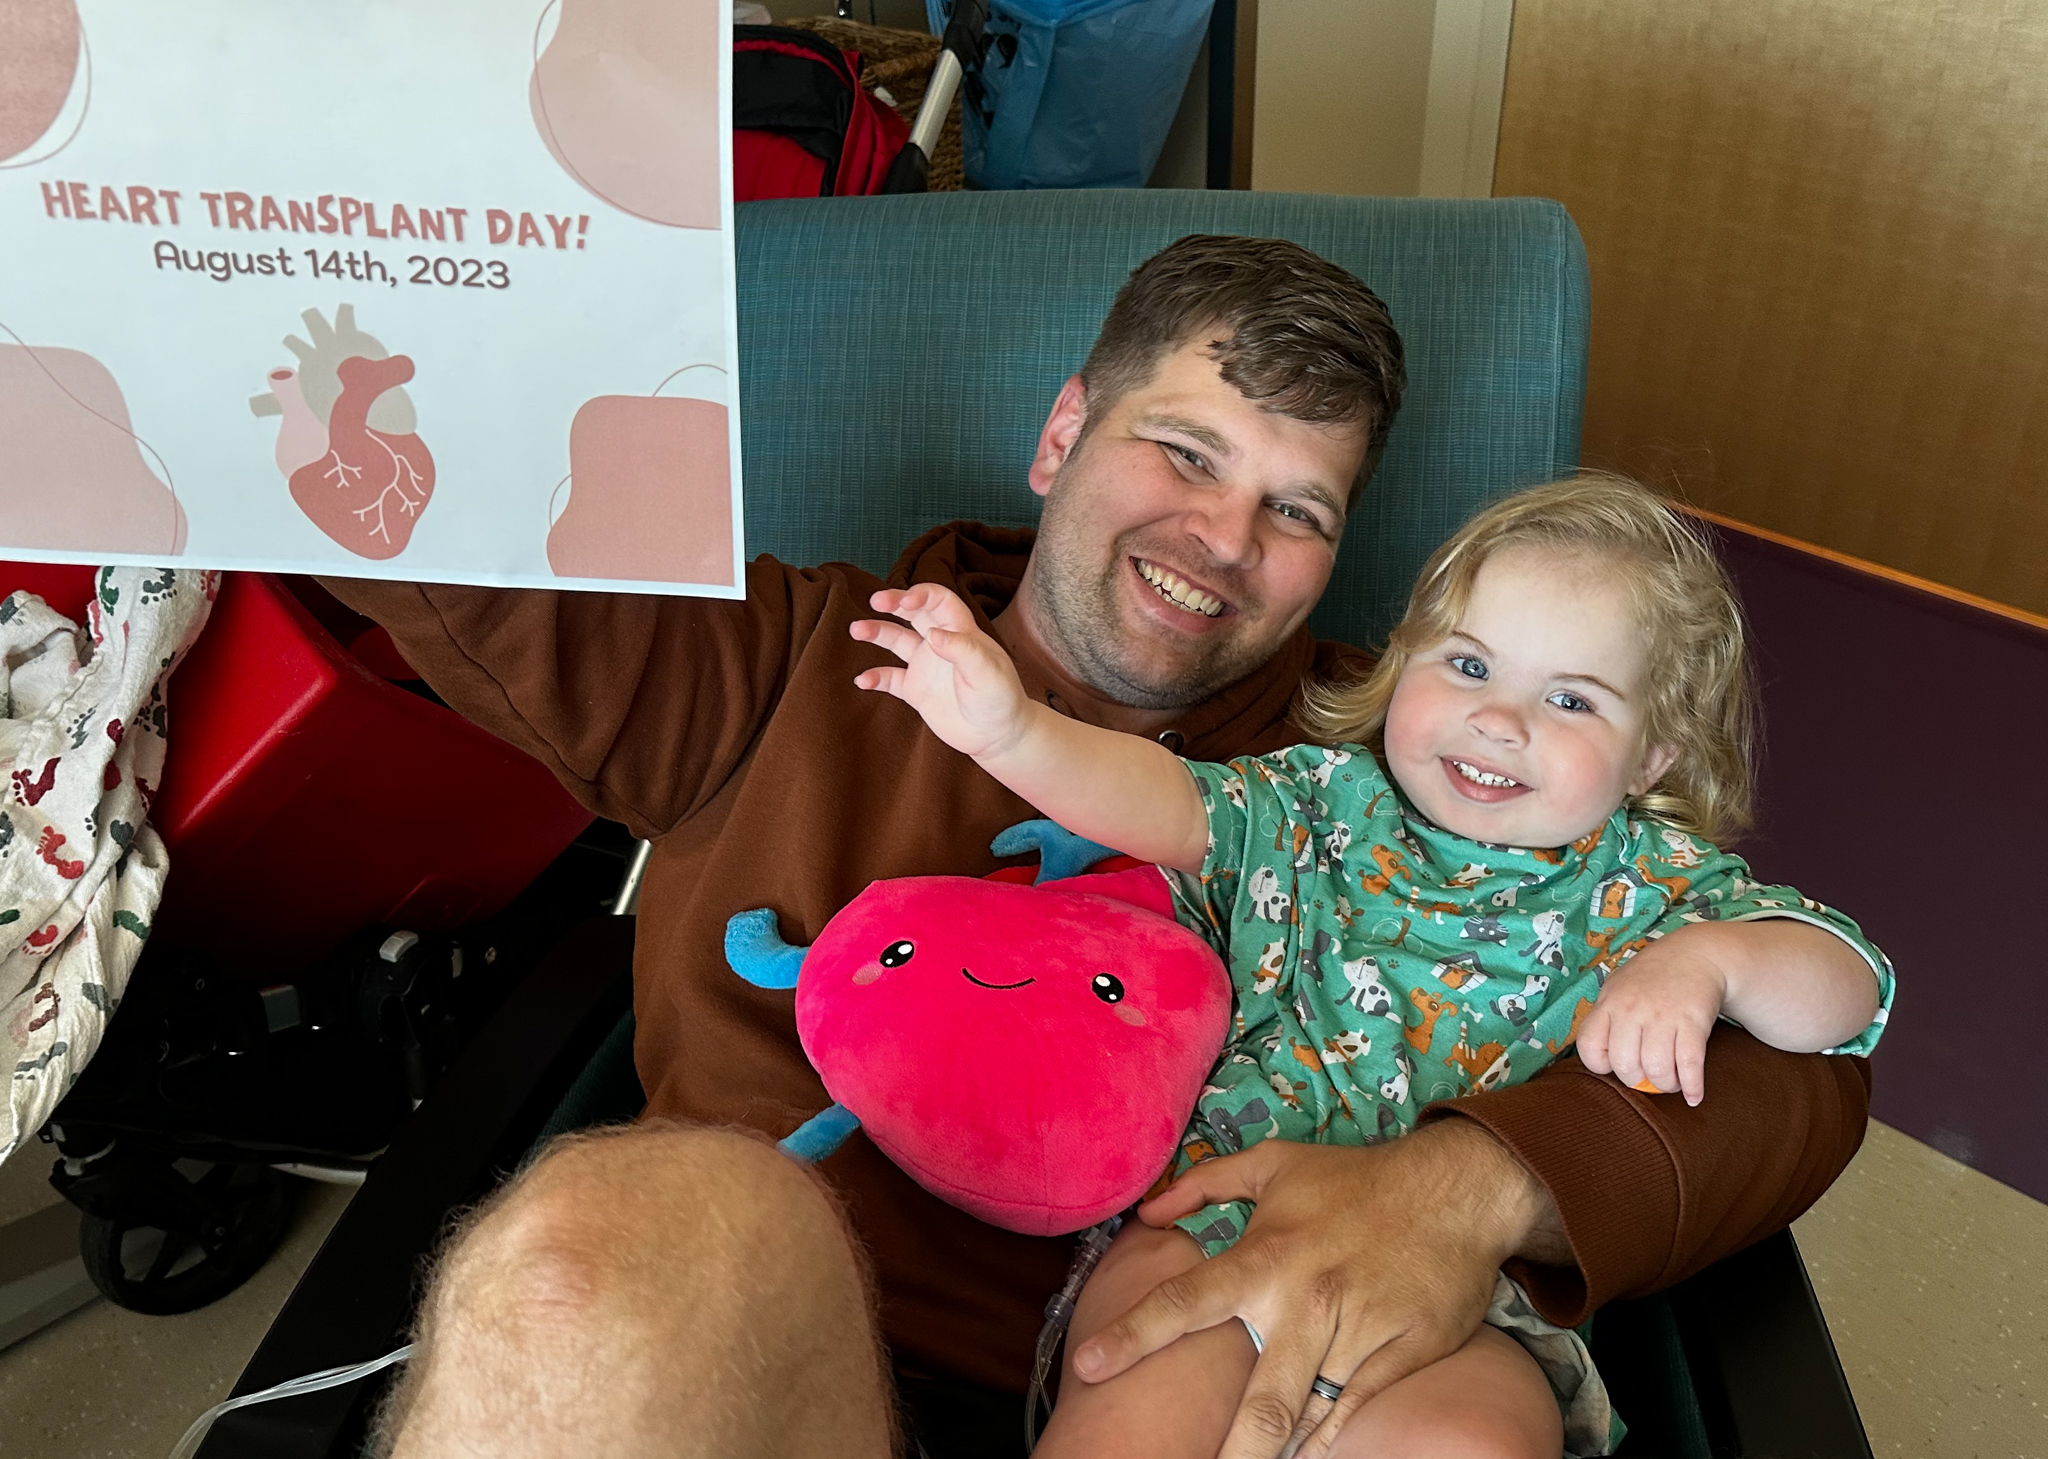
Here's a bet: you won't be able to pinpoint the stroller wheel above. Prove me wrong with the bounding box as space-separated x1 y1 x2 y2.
77 1162 292 1315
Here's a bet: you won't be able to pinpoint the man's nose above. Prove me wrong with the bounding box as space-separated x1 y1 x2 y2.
1184 488 1261 566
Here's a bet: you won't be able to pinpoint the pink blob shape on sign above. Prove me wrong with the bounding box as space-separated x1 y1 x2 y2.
0 0 80 164
0 342 185 555
548 394 735 586
530 0 722 229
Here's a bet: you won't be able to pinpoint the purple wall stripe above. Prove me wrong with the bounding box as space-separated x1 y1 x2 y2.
1703 513 2048 1202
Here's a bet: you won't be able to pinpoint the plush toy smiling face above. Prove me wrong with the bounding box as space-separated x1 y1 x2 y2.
795 865 1231 1236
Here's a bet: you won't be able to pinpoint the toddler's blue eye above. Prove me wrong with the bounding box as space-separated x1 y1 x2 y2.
1548 692 1591 713
1450 655 1488 680
879 940 914 967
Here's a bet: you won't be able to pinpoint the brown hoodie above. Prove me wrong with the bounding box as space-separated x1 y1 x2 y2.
322 521 1867 1391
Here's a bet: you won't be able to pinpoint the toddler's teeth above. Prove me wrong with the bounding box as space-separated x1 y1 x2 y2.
1452 759 1521 788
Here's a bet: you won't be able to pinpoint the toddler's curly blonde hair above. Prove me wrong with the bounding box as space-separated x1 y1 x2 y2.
1302 473 1757 843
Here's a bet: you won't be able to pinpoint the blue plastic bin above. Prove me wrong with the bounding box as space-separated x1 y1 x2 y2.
929 0 1213 189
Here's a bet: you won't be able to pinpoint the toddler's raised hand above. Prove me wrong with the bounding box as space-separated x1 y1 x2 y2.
1573 936 1729 1106
851 585 1032 760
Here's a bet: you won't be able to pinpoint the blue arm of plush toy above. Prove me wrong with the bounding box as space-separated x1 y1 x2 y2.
725 908 808 989
991 819 1123 884
777 1103 861 1164
726 914 852 1163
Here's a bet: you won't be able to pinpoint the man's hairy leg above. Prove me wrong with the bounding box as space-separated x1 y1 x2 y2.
376 1123 897 1459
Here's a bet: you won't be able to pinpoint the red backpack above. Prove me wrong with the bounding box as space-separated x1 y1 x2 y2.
734 26 911 201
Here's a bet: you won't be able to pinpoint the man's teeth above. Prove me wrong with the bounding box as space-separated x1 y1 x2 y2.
1137 560 1225 617
1452 760 1521 788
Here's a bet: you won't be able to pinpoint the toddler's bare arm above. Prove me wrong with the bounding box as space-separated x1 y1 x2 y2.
1684 917 1881 1048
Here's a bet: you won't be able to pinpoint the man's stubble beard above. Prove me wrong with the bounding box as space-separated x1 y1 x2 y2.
1025 459 1279 714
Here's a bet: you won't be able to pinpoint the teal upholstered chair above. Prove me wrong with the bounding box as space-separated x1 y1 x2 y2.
736 189 1585 647
208 191 1867 1459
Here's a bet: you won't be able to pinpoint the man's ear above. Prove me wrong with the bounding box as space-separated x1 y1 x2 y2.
1630 742 1681 797
1027 375 1088 499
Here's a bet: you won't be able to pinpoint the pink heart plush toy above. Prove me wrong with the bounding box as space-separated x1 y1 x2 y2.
725 821 1231 1237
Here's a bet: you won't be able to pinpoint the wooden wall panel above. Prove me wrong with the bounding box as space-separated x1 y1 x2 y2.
1493 0 2048 614
1254 0 1436 197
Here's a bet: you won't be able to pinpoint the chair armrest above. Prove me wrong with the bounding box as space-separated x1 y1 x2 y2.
194 913 636 1459
1666 1229 1873 1458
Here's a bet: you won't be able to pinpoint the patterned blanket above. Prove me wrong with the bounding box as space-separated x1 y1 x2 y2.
1 568 214 1165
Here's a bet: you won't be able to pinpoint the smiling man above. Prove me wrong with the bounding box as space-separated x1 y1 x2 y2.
1001 243 1376 719
330 236 1870 1459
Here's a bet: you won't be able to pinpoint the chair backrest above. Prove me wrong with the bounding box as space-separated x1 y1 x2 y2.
735 189 1588 648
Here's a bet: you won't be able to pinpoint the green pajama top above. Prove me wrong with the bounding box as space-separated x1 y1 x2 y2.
1164 744 1893 1257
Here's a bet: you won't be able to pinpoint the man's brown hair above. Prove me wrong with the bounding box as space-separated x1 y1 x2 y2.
1079 234 1408 503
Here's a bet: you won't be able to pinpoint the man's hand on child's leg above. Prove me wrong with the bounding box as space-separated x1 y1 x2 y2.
1070 1126 1555 1459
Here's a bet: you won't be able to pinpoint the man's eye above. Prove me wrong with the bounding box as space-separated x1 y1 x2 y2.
1449 655 1488 680
1166 443 1208 472
1272 501 1316 526
1548 691 1591 713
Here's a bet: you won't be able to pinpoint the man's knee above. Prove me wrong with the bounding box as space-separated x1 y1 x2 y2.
382 1123 890 1458
456 1123 848 1312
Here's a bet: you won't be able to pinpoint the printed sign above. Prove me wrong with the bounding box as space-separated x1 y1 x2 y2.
0 0 742 596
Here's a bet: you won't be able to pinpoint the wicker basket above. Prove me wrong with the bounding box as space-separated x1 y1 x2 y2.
782 15 965 193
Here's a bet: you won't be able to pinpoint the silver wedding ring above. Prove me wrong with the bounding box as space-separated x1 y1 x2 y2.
1309 1375 1346 1403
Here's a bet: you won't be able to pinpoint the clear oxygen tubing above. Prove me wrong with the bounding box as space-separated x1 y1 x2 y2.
1024 1214 1123 1452
169 1344 414 1459
172 841 660 1455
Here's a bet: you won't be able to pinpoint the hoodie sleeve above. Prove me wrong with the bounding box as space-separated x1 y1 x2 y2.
1425 1033 1871 1326
319 560 855 839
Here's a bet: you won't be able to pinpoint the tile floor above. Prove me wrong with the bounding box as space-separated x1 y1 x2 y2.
1 1120 2042 1459
1793 1121 2048 1458
0 1153 355 1459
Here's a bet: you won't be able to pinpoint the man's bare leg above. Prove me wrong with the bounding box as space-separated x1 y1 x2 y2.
377 1123 897 1459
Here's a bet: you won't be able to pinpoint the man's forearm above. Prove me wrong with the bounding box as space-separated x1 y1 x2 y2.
1512 1170 1573 1267
1418 1117 1573 1267
323 567 796 839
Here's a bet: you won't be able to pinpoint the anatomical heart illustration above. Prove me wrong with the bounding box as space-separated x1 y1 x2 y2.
0 0 83 165
253 307 434 560
529 0 721 228
547 394 733 585
0 341 186 554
